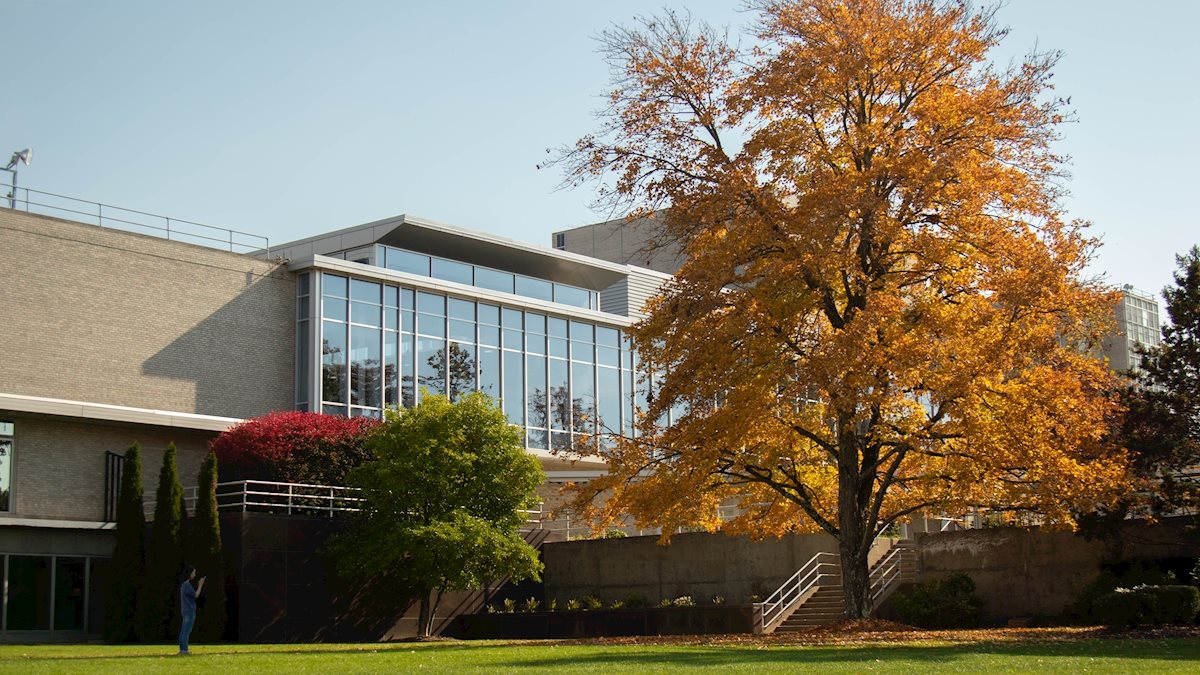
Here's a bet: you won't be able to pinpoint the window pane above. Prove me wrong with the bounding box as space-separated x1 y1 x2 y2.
401 333 415 407
400 288 415 310
479 347 501 401
449 319 475 343
296 321 310 405
322 297 347 322
504 350 526 425
298 272 311 296
385 248 430 276
54 557 87 631
323 274 348 298
384 330 398 407
350 301 380 326
384 285 399 308
596 326 620 348
322 320 347 404
350 326 381 408
0 421 11 511
448 297 475 320
7 555 51 630
525 355 546 428
88 558 109 636
548 337 568 359
549 358 569 431
417 291 445 315
475 267 514 294
547 317 567 338
431 257 473 285
322 404 347 416
478 324 500 347
597 346 619 367
598 367 621 436
527 428 548 450
526 313 546 335
555 284 592 308
350 278 381 303
447 343 477 402
526 333 546 356
515 276 553 302
478 303 500 325
572 361 595 434
417 313 445 338
418 337 447 398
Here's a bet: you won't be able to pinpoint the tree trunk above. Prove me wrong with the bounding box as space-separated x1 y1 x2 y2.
838 535 872 619
417 592 432 638
837 420 873 619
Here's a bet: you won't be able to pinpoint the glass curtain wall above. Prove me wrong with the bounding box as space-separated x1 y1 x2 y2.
0 554 106 634
313 272 637 448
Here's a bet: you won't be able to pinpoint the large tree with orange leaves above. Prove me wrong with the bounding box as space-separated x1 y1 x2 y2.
555 0 1130 619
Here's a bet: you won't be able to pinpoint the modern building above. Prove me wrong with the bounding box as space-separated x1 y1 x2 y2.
1103 286 1162 373
0 198 669 641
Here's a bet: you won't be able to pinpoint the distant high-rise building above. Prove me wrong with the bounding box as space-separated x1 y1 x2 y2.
1104 286 1162 373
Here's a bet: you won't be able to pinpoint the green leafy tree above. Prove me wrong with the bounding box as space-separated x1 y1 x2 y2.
329 392 545 637
138 443 185 641
104 443 145 643
188 451 225 641
1123 246 1200 516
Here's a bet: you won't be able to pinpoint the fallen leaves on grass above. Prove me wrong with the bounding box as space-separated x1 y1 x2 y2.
533 623 1200 648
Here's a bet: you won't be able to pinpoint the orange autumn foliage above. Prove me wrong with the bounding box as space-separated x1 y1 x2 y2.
555 0 1131 618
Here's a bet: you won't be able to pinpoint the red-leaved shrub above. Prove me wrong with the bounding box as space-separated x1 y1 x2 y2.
211 411 380 485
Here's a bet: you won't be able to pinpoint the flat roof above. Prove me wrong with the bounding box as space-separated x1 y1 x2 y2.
271 214 631 291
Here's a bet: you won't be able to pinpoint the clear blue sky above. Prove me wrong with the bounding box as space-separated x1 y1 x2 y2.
4 1 1197 305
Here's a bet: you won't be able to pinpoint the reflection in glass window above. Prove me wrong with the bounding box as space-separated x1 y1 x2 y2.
384 331 398 407
572 361 595 434
322 320 347 404
0 421 12 511
526 355 547 428
549 358 569 431
554 284 592 309
323 274 348 298
505 350 525 425
418 337 447 398
401 333 415 407
385 248 430 276
515 276 553 302
431 258 473 285
598 367 621 436
350 326 381 408
476 267 514 294
479 347 500 400
446 343 477 402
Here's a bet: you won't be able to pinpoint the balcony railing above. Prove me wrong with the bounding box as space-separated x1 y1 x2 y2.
147 479 545 526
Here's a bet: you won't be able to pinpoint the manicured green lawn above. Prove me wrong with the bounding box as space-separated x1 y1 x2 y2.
2 637 1198 673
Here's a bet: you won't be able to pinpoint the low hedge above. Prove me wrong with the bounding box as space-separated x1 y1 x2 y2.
1093 585 1199 628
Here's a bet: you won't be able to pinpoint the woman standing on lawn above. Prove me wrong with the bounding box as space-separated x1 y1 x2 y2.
178 565 205 655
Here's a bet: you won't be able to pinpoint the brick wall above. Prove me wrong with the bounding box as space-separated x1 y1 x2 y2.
7 415 215 522
0 208 295 418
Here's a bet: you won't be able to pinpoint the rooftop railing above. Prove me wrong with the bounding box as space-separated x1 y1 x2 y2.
3 185 269 255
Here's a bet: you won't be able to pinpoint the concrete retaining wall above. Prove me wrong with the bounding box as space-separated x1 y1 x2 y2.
914 520 1200 621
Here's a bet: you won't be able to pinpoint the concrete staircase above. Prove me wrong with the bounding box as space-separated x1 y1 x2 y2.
771 540 918 633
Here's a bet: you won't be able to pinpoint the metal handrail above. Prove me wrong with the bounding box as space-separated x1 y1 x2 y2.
757 551 840 631
3 185 269 255
149 479 545 524
869 544 907 602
